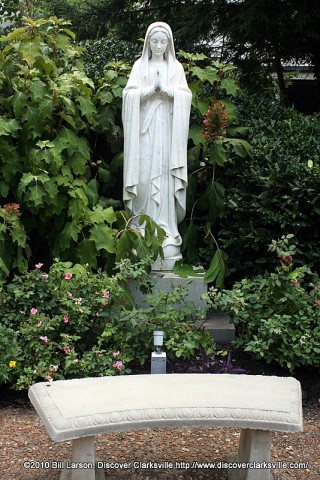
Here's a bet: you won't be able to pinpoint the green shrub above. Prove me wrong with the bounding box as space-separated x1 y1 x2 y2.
0 18 167 279
218 93 320 282
207 235 320 372
82 38 140 79
0 260 215 389
0 324 21 384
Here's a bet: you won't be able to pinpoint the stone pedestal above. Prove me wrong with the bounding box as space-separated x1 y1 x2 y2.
202 310 235 344
129 272 236 343
128 272 207 309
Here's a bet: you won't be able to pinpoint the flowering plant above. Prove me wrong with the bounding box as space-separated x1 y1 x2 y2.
0 260 133 388
0 259 215 389
0 325 21 383
203 100 228 141
205 235 320 372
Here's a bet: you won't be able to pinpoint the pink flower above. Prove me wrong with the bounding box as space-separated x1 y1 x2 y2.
63 315 70 323
63 346 71 354
30 308 38 315
102 291 110 298
112 361 123 370
67 292 73 298
45 375 53 382
50 365 58 372
40 336 48 343
112 351 120 357
64 272 73 280
35 263 43 269
40 274 49 279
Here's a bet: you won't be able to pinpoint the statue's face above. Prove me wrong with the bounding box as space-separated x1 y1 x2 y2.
149 31 168 56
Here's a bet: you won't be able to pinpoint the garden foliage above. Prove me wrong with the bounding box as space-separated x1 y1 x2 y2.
0 260 214 389
0 17 164 280
218 93 320 283
0 19 250 285
207 235 320 372
178 51 251 285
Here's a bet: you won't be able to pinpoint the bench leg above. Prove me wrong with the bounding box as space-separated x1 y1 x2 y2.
227 429 273 480
71 436 95 480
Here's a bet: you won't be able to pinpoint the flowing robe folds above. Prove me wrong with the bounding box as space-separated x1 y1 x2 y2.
122 26 191 259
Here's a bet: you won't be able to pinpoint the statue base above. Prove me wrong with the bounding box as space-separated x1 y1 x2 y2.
151 254 182 272
129 271 207 309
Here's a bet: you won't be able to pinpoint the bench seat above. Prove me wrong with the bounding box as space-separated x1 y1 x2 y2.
28 373 303 480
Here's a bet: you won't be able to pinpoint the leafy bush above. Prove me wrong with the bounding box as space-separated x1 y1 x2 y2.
0 324 21 384
0 260 215 389
176 52 251 286
82 38 140 79
218 93 320 282
0 18 166 280
207 235 320 372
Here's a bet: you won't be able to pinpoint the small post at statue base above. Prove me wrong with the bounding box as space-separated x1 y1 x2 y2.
151 330 166 374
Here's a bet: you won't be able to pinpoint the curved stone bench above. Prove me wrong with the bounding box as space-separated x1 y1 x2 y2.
28 374 303 480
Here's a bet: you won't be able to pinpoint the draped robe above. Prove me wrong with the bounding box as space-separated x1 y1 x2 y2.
122 26 191 257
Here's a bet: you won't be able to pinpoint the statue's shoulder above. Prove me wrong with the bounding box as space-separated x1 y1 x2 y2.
132 57 143 69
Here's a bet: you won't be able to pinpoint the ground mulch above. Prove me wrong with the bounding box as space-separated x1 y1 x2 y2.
1 348 319 479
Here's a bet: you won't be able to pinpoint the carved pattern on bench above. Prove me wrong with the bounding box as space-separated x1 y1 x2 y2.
30 379 302 442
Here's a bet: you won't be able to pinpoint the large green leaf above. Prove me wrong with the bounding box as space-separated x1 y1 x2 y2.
78 96 96 120
225 138 252 158
203 249 228 286
89 205 117 224
197 181 225 223
68 198 87 220
20 41 43 67
220 78 239 97
76 240 98 267
188 125 203 146
29 185 44 207
0 118 21 136
207 141 227 166
89 224 116 253
11 225 27 247
12 91 29 117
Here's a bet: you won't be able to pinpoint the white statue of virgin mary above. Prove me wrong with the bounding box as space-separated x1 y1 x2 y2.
122 22 192 269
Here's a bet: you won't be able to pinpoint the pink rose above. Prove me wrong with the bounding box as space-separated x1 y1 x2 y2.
40 274 49 279
35 263 43 269
40 336 48 343
63 315 69 323
50 365 58 372
102 291 110 298
30 308 38 315
64 272 73 280
67 292 73 298
112 351 120 357
63 346 71 354
112 361 123 370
